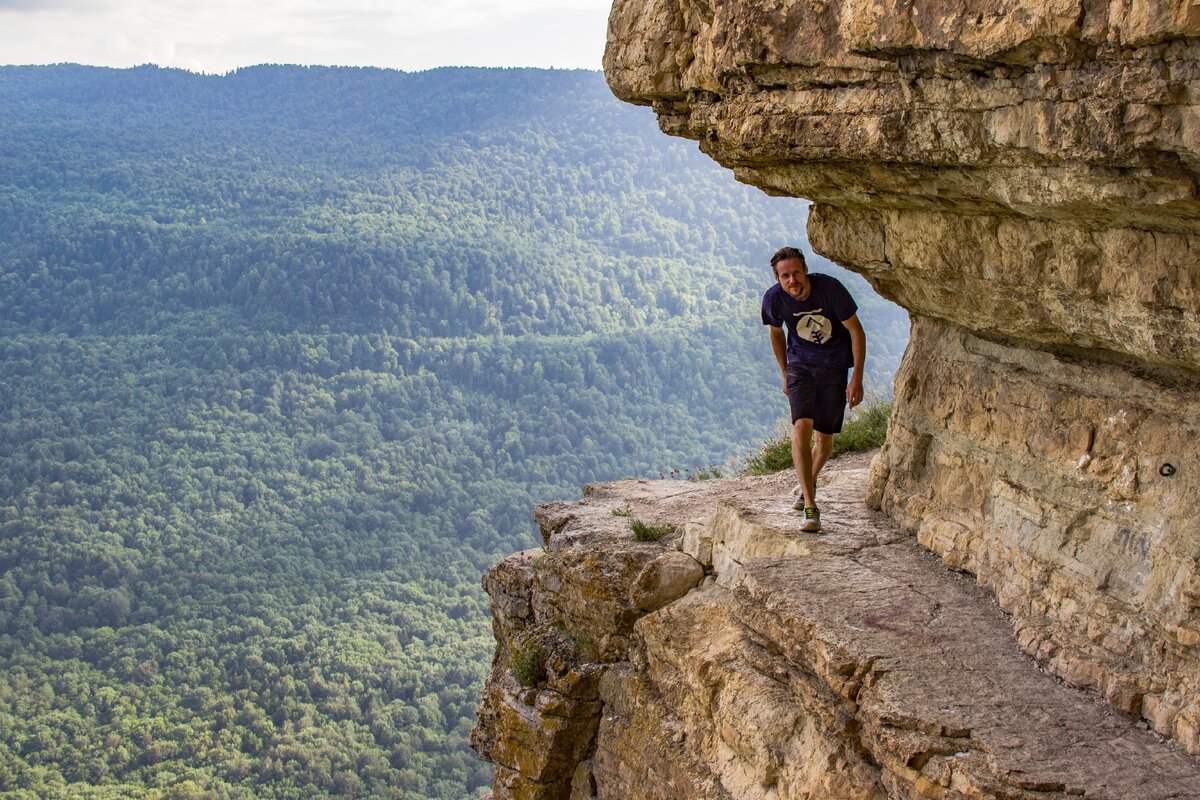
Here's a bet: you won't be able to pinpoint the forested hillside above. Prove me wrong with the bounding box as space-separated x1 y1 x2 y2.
0 64 908 799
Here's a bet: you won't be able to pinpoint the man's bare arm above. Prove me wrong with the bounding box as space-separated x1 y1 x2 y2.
769 325 788 395
843 314 866 408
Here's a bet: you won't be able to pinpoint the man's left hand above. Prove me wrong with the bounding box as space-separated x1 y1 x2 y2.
847 376 863 409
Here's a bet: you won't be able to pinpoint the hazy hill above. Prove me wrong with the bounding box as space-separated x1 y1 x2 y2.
0 64 908 799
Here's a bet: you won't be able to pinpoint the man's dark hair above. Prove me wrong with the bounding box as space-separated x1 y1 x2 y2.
770 246 806 276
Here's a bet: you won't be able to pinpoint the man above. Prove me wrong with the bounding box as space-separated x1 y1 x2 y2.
762 246 866 532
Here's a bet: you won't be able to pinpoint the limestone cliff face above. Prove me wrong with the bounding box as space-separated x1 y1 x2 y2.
601 0 1200 752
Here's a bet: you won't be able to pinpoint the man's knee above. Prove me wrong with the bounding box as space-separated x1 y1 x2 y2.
813 431 834 453
792 419 814 453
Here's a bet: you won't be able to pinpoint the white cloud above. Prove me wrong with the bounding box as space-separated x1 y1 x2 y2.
0 0 96 10
0 0 611 72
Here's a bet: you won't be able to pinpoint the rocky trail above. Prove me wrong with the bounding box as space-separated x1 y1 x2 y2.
473 453 1200 799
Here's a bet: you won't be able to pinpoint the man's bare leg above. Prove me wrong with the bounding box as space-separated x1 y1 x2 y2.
792 418 816 508
811 431 834 489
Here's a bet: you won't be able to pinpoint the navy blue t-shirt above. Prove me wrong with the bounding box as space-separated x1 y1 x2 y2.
761 273 858 370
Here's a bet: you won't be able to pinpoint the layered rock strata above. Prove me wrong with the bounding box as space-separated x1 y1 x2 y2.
472 457 1200 799
604 0 1200 749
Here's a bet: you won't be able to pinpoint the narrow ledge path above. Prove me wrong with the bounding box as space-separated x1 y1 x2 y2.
583 452 1200 799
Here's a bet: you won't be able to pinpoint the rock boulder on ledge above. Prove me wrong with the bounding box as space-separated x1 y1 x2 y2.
600 0 1200 754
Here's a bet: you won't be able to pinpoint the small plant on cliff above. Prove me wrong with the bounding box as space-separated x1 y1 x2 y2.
742 398 893 476
509 632 545 688
571 633 595 658
686 465 724 481
611 504 632 517
551 622 595 660
630 518 673 541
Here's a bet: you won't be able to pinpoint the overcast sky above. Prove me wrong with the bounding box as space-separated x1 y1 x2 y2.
0 0 612 74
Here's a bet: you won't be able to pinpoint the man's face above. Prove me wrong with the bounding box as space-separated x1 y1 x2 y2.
775 257 809 300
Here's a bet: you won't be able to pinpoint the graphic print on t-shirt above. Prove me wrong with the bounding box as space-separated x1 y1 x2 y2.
793 309 832 345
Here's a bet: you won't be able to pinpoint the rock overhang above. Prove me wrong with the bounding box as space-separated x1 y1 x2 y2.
603 0 1200 369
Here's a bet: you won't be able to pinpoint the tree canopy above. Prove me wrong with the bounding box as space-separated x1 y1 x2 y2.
0 64 908 799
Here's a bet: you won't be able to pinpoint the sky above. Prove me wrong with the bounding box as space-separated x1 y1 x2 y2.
0 0 612 74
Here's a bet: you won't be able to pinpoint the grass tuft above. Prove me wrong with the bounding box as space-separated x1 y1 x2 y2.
742 398 893 476
742 430 795 476
630 519 673 541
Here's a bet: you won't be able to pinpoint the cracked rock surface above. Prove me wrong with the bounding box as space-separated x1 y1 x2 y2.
473 454 1200 799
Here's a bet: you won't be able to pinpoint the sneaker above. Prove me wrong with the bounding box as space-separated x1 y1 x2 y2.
792 495 807 511
800 505 821 533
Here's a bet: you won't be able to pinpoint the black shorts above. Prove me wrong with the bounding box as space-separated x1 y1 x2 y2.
786 365 848 434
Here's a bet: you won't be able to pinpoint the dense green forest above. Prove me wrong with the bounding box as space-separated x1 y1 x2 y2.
0 64 909 799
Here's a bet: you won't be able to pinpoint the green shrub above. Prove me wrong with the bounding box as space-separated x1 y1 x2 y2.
630 519 673 541
509 634 545 688
741 398 893 476
830 397 891 458
742 431 794 476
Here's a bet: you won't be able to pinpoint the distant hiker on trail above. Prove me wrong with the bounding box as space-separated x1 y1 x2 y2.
762 246 866 533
